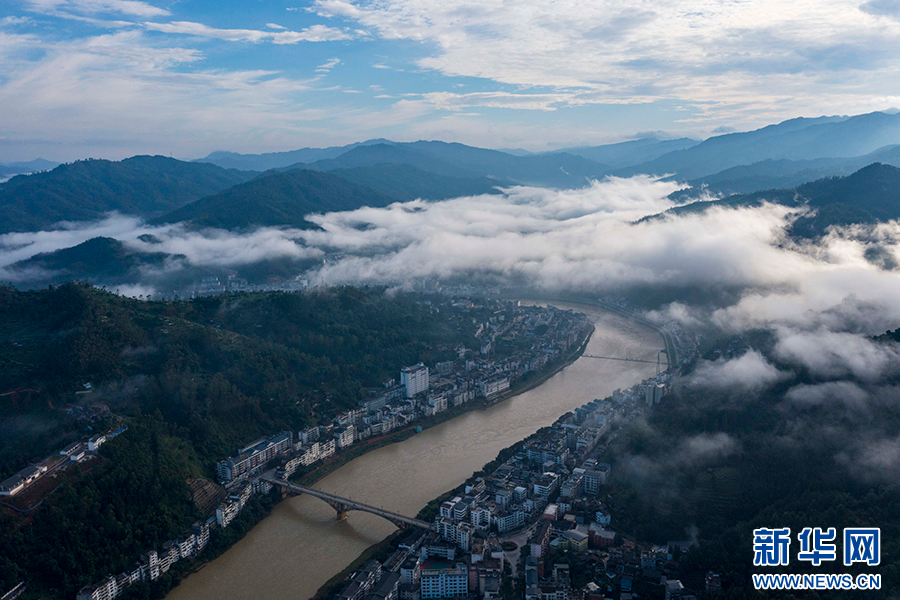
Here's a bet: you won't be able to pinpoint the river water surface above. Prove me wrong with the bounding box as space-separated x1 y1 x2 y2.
166 302 663 600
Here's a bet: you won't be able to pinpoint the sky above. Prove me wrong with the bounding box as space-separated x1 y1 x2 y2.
1 0 900 161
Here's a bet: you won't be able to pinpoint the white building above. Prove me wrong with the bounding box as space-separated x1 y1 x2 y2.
401 364 430 398
216 499 241 527
478 376 510 398
334 424 356 449
420 561 468 599
76 575 119 600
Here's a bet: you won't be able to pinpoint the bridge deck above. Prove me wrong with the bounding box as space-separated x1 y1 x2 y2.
262 478 433 530
582 354 666 365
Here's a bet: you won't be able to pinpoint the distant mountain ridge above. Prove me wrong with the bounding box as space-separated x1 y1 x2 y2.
155 169 397 230
654 162 900 239
326 164 503 201
203 140 611 189
0 156 256 234
617 111 900 180
554 137 699 169
198 139 393 171
678 144 900 197
6 237 175 285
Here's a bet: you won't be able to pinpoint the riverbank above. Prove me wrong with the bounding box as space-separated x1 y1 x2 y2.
308 301 667 600
299 324 594 599
154 321 593 600
513 294 678 366
164 302 662 600
295 323 593 489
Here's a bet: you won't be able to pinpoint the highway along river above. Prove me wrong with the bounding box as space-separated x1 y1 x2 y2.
166 302 663 600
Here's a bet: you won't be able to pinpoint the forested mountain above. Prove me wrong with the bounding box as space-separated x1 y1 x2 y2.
4 237 176 286
0 156 256 234
681 144 900 196
401 140 610 188
197 139 391 171
301 143 477 178
155 169 396 230
659 163 900 238
328 163 503 200
607 330 900 595
0 284 477 597
556 137 698 169
219 140 610 189
618 111 900 179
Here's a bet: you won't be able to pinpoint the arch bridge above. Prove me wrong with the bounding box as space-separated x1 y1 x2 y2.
262 477 433 531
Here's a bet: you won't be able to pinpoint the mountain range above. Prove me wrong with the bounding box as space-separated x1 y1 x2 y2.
0 158 60 179
617 111 900 180
155 169 397 230
653 162 900 240
0 156 255 234
4 110 900 288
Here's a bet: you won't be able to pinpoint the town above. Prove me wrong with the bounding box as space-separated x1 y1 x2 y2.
68 301 594 600
323 366 713 600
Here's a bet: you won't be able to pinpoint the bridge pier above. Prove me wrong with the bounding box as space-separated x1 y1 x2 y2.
325 500 349 520
262 478 433 531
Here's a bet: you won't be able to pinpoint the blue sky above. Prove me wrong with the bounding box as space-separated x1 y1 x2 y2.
1 0 899 162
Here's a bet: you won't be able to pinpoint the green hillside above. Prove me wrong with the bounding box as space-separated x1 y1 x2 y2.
6 237 175 285
658 163 900 239
156 169 396 230
0 284 476 598
0 156 256 234
329 163 503 200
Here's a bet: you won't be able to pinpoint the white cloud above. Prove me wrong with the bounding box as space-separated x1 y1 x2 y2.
688 350 789 393
0 29 347 160
774 328 900 382
297 184 799 290
28 0 170 18
316 57 341 72
0 214 323 281
312 0 900 127
145 21 353 44
0 16 36 26
785 381 871 410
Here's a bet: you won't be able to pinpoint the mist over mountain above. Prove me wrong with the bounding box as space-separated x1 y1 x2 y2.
197 139 393 171
618 111 900 179
296 141 609 188
154 169 397 230
659 162 900 239
0 156 256 234
6 237 177 287
4 110 900 299
326 164 502 201
0 158 60 179
555 137 699 169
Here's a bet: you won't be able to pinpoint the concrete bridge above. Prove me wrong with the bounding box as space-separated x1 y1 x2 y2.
262 478 433 530
582 349 669 373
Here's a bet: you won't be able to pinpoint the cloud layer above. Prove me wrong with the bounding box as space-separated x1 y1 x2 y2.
3 0 900 159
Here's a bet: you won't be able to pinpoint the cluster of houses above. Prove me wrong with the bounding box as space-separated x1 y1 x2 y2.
329 368 680 600
210 304 591 488
0 426 127 499
75 516 216 600
335 528 511 600
75 473 275 600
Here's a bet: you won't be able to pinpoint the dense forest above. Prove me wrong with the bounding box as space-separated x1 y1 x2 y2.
154 168 396 230
0 283 479 598
604 331 900 597
0 156 255 233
